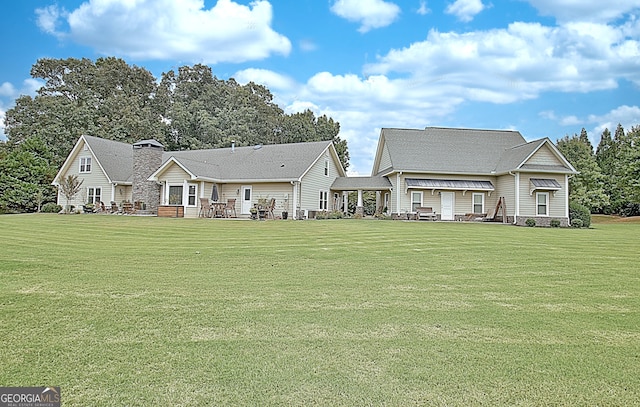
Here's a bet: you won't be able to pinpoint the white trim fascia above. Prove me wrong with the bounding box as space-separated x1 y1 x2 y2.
371 130 386 176
52 135 112 185
148 156 197 181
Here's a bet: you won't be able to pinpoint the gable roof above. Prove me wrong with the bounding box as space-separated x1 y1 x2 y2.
373 127 576 176
52 135 134 185
162 141 340 182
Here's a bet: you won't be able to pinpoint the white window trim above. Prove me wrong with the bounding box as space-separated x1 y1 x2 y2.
536 192 549 216
411 191 423 212
168 184 184 205
324 159 329 177
319 190 328 210
79 157 92 173
472 192 484 214
186 183 198 207
87 187 102 204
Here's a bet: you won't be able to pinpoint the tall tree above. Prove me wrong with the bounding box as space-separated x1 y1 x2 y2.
556 130 609 212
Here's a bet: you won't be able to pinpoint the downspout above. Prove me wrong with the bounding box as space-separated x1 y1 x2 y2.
291 181 298 219
509 171 519 224
565 174 572 220
396 172 402 215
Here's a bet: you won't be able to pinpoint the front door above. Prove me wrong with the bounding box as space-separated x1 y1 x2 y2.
241 186 252 214
441 191 455 220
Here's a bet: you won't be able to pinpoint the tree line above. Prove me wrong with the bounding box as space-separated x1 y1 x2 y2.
0 57 349 213
556 125 640 216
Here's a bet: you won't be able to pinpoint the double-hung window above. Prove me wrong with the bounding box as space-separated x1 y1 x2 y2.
472 193 484 214
187 184 197 206
319 191 328 210
536 192 549 216
79 157 91 173
87 187 101 204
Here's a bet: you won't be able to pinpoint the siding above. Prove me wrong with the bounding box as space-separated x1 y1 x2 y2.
300 150 340 212
518 173 567 217
527 145 562 166
57 145 114 209
495 175 516 217
378 142 393 173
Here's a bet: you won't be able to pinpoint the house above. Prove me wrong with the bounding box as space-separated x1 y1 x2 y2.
362 127 577 226
52 135 346 218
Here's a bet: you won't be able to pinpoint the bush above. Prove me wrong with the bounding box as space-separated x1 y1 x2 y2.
569 202 591 228
571 218 584 228
550 219 561 228
41 202 62 213
525 218 536 227
620 203 640 217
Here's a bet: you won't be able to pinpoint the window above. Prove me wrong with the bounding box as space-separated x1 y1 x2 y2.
79 157 91 173
87 187 101 204
324 159 329 176
168 185 183 205
472 193 484 214
187 184 197 206
411 191 422 212
536 192 549 216
319 191 328 210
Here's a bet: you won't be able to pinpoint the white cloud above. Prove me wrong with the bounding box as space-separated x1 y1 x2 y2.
36 0 291 64
0 78 46 139
526 0 640 23
330 0 401 33
233 68 297 92
445 0 486 22
417 1 431 15
588 105 640 136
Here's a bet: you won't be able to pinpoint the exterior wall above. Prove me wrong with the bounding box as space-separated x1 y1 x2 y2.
527 145 561 166
156 164 200 218
56 144 114 210
495 174 516 217
300 151 340 213
378 143 393 173
397 173 499 218
516 172 568 225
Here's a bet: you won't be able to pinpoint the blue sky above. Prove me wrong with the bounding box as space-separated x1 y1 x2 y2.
1 0 639 175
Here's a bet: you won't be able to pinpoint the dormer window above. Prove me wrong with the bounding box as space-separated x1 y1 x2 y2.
80 157 92 173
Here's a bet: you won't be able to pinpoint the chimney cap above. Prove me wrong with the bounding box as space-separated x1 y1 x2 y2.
133 139 164 149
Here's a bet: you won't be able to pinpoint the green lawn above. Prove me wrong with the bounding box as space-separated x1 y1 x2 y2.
1 215 638 406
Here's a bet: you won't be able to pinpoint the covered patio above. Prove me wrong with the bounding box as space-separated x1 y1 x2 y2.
331 176 393 216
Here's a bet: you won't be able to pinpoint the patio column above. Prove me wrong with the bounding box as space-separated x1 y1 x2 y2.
343 192 348 214
355 189 364 217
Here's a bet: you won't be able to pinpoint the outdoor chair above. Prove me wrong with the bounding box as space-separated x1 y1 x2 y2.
110 201 119 213
266 198 276 219
199 198 213 218
224 198 237 218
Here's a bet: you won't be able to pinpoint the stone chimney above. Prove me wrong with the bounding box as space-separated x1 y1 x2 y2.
133 139 163 214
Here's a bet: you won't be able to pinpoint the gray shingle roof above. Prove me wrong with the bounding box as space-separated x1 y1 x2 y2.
166 141 335 181
378 127 527 175
406 178 495 190
331 176 392 191
84 135 134 183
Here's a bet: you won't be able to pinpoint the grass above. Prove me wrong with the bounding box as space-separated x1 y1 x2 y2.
0 214 639 406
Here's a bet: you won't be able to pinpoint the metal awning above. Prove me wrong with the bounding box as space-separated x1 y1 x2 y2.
406 178 495 192
530 178 562 195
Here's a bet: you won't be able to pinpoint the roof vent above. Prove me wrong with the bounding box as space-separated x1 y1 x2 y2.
253 144 263 150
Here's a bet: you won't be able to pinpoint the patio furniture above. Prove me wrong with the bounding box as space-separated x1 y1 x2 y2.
223 198 237 218
199 198 213 218
266 198 276 219
122 201 134 214
211 202 226 218
416 207 437 221
110 201 119 213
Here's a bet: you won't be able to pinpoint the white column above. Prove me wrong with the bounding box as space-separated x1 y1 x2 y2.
357 190 363 206
343 192 348 213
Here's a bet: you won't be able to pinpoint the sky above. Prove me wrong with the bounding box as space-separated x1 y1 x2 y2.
1 0 639 175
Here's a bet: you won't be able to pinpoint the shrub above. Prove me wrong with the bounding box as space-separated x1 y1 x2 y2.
328 210 343 219
525 218 536 227
550 219 561 228
569 202 591 228
620 203 640 217
571 218 584 228
41 203 62 213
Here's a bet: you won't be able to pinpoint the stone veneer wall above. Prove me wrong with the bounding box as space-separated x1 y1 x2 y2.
132 141 163 214
515 216 569 227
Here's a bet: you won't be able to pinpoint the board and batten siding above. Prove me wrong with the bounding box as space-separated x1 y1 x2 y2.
299 150 340 212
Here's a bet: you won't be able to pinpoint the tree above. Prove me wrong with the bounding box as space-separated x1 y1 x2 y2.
0 137 58 213
59 175 84 213
556 130 609 212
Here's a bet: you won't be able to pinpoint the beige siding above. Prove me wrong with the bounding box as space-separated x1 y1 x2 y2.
378 143 393 173
300 151 340 212
527 145 563 166
57 142 115 209
495 175 516 217
518 173 567 218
